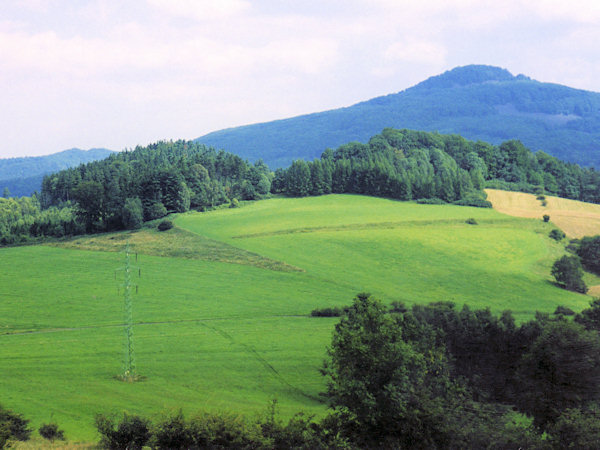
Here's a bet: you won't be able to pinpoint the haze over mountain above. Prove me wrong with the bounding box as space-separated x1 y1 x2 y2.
196 65 600 169
0 148 114 197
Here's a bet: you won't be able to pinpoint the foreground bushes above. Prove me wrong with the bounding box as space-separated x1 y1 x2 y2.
95 406 345 450
0 404 31 448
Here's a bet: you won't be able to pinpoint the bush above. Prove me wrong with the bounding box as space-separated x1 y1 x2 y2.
95 413 151 450
548 407 600 449
310 307 345 317
229 198 240 208
38 422 64 441
122 197 143 230
453 194 492 208
551 255 587 293
549 229 566 241
187 412 264 449
465 218 478 225
576 235 600 275
536 195 546 201
416 197 446 205
543 214 550 222
145 202 168 221
152 411 194 449
554 305 575 316
0 405 31 447
157 220 173 232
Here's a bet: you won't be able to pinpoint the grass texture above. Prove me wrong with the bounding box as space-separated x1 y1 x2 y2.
0 194 594 441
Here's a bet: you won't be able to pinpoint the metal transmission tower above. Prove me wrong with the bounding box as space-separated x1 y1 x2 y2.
116 242 141 382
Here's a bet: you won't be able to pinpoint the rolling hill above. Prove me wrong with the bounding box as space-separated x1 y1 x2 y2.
0 148 114 197
196 65 600 169
1 194 595 440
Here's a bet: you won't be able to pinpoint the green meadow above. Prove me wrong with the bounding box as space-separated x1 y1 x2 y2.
0 194 594 441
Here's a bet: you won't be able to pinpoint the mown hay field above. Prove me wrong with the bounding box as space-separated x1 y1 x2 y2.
485 188 600 238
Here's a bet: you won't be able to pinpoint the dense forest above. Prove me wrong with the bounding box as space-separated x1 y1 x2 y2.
274 128 600 204
2 128 600 245
0 141 271 244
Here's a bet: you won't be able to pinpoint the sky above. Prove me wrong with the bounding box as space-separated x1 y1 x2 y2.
1 0 600 158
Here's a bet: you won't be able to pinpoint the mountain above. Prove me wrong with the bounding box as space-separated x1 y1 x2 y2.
196 65 600 169
0 148 114 197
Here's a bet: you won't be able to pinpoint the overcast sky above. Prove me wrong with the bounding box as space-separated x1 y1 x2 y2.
1 0 599 158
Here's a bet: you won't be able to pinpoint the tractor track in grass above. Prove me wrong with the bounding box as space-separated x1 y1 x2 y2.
198 322 322 402
231 217 517 239
0 314 311 337
1 314 323 403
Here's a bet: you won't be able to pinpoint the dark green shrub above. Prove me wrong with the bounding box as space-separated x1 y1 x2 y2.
38 422 64 441
95 413 151 450
145 201 168 221
576 235 600 275
157 220 173 232
543 214 550 222
554 305 575 316
152 411 194 450
548 407 600 449
261 411 328 449
541 200 548 207
389 301 408 313
551 255 587 293
188 412 265 449
465 218 478 225
416 197 446 205
122 197 143 230
549 229 566 241
453 194 492 208
536 195 546 201
0 404 31 446
310 307 344 317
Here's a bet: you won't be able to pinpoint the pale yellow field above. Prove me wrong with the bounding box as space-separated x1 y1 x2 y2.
485 189 600 239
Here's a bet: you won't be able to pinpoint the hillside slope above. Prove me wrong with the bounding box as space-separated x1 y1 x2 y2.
0 148 114 196
196 65 600 169
486 189 600 239
0 195 591 439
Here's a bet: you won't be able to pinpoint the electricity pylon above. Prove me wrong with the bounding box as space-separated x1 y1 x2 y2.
116 242 140 381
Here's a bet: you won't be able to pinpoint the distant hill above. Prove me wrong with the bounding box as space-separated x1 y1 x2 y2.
0 148 114 197
196 65 600 169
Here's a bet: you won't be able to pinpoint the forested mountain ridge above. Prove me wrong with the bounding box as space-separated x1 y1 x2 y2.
196 64 600 169
0 148 114 197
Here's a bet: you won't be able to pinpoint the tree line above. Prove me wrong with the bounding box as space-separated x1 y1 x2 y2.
0 141 272 243
273 128 600 205
3 128 600 244
40 140 272 233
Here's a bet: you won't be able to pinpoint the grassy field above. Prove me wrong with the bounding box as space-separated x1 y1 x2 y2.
0 194 595 442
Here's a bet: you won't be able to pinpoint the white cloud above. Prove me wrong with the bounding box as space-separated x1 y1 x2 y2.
147 0 250 21
527 0 600 24
384 40 446 65
1 0 600 157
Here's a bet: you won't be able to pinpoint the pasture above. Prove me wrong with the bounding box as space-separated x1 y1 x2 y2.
0 194 593 441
